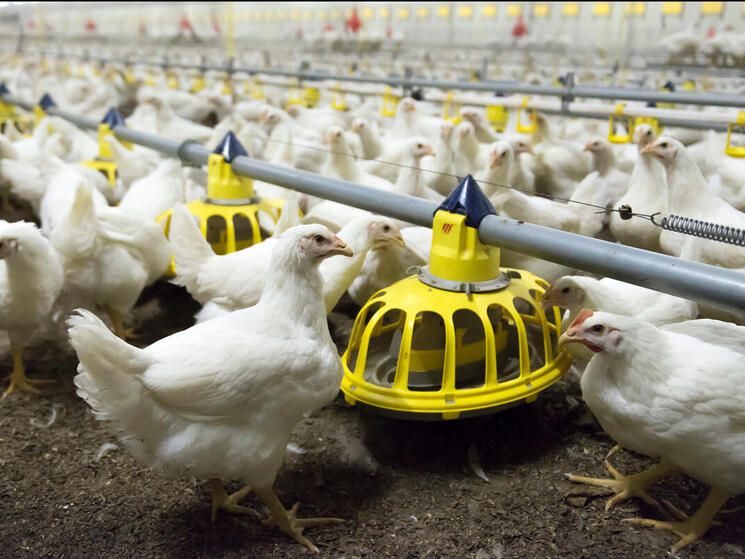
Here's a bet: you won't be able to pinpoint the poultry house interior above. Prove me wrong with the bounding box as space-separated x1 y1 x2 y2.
1 1 745 557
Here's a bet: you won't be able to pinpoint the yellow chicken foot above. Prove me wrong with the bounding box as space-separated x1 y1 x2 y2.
255 486 343 553
606 444 623 459
3 348 52 398
106 308 137 340
624 487 731 553
208 479 260 522
566 460 678 511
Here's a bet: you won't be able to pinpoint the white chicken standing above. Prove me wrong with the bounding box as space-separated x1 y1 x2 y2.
50 184 171 339
0 221 63 397
561 310 745 553
570 138 629 222
609 124 666 251
69 224 351 552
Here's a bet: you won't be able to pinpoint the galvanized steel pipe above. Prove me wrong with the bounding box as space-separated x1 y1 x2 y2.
3 93 745 312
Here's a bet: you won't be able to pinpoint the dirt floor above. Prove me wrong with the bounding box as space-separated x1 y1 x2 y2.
1 280 745 559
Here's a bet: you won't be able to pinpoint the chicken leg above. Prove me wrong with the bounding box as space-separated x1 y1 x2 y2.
566 460 678 510
207 479 260 522
255 486 343 553
3 347 52 398
624 486 730 553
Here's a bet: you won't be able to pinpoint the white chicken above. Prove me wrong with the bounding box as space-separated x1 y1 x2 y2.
69 224 351 552
476 141 514 197
531 114 591 198
609 124 666 251
169 203 405 319
0 221 63 397
118 158 187 221
645 137 745 271
570 138 629 220
50 184 171 338
562 310 745 553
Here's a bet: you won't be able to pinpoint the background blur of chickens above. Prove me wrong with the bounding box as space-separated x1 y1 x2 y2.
1 1 745 558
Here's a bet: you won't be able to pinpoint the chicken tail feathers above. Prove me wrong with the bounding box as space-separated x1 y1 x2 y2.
272 197 300 238
169 203 213 294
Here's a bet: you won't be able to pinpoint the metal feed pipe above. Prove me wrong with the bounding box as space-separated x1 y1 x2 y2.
25 51 745 109
3 92 745 313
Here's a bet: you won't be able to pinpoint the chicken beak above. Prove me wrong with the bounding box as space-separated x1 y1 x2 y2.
640 143 656 156
558 328 582 346
489 152 500 169
373 230 405 249
524 145 535 155
424 145 435 157
540 296 554 310
327 236 354 257
583 142 593 152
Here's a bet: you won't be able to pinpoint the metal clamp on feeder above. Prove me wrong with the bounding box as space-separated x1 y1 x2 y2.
725 111 745 158
79 107 131 187
341 176 571 421
515 96 538 133
608 103 634 144
157 132 286 274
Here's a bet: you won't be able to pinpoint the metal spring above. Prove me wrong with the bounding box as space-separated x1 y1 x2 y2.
659 214 745 247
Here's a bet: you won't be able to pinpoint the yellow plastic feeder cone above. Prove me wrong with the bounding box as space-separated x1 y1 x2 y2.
79 107 130 187
157 131 287 275
341 175 572 421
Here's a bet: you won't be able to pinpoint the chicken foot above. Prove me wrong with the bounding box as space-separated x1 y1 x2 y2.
566 460 678 511
3 347 52 398
255 486 343 553
208 479 261 523
624 486 730 553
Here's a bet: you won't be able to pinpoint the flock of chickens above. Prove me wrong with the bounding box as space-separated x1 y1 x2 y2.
0 59 744 554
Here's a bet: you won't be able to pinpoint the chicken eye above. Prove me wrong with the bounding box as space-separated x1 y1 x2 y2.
661 142 668 148
561 287 571 294
382 225 391 232
417 143 423 148
591 325 605 334
313 235 325 244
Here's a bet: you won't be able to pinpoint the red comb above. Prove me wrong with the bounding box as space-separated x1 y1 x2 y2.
569 308 594 329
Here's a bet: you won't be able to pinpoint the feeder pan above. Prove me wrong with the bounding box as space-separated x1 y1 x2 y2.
79 107 131 187
341 175 572 421
0 83 27 134
34 93 56 128
157 131 286 274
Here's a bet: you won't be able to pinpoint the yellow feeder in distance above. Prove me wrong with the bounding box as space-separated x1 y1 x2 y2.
341 175 572 420
157 132 286 274
0 83 25 133
79 108 131 188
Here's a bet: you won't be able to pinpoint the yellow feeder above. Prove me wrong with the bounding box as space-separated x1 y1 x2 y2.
515 97 538 133
443 91 462 124
341 175 571 421
284 79 304 109
167 71 180 90
157 132 286 273
381 86 399 117
725 111 745 158
191 74 206 92
79 108 131 187
0 83 25 133
251 77 265 100
304 86 320 108
658 80 676 109
607 103 634 144
331 83 348 111
634 115 662 137
486 104 509 132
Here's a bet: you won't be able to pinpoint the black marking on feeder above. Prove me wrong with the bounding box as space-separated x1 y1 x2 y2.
38 94 56 111
663 81 675 92
436 174 497 228
101 107 125 127
213 130 247 162
0 83 8 96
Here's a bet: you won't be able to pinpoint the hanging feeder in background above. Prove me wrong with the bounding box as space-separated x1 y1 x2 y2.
0 83 28 133
34 93 56 128
157 132 286 273
80 107 131 187
341 175 571 421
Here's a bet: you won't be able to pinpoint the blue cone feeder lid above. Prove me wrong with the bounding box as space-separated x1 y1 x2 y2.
213 131 247 163
663 81 675 92
436 175 496 228
101 107 124 127
38 94 56 110
0 83 8 96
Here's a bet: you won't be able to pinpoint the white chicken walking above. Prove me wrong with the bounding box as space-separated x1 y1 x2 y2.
69 224 351 552
0 221 63 397
561 309 745 553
